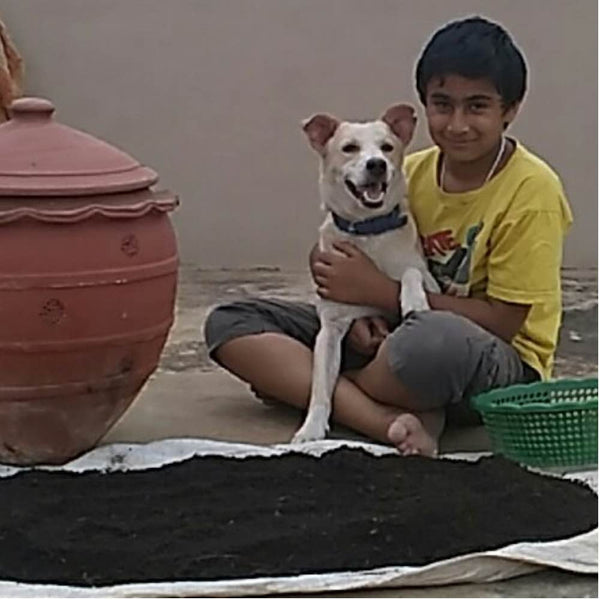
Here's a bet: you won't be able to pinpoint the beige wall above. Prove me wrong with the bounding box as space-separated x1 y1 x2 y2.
2 0 597 268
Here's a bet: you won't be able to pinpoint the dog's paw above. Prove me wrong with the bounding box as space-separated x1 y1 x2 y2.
402 294 430 315
291 416 330 444
401 268 430 316
401 287 430 315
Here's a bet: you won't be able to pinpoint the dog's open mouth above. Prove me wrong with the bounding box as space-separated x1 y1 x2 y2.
344 179 388 209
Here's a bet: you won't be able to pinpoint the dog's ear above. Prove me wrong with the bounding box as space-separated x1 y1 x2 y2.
302 114 339 154
380 104 416 146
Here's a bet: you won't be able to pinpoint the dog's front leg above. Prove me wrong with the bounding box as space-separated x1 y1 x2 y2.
292 316 352 443
423 270 440 294
400 267 430 317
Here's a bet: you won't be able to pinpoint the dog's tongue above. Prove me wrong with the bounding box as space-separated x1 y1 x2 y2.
365 182 384 200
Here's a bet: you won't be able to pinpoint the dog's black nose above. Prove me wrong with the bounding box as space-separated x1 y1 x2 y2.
366 158 387 176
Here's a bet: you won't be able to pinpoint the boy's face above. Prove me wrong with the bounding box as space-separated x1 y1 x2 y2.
424 74 519 164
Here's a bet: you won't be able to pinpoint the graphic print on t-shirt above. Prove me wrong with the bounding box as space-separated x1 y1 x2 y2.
421 222 483 296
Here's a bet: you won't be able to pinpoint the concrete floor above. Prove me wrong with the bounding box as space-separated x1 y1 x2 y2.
101 266 598 597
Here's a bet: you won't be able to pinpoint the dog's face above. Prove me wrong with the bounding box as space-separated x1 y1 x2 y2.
303 104 416 220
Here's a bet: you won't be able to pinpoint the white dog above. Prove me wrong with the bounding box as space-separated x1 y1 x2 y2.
292 104 439 444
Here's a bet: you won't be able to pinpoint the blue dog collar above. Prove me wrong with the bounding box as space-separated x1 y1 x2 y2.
332 205 408 235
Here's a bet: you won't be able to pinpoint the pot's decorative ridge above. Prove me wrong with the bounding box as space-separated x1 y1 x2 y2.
0 190 179 224
0 97 159 196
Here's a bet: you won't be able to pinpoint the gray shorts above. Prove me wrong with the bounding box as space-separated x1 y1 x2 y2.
204 298 539 424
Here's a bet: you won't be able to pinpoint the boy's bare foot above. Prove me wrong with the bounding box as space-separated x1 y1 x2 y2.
387 413 439 457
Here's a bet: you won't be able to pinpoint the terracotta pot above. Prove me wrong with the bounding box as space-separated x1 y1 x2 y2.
0 98 179 465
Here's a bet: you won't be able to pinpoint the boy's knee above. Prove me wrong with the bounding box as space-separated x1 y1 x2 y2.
203 301 261 360
203 298 318 362
203 303 234 349
385 311 474 408
390 311 467 365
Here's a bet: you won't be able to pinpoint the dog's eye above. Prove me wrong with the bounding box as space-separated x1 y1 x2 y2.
381 143 394 152
342 143 360 153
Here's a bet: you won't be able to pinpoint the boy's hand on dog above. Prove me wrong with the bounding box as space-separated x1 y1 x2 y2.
347 316 389 355
311 241 388 305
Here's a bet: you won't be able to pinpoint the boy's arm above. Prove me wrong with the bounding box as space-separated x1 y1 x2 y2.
310 242 530 343
428 293 530 342
367 279 529 342
309 241 400 311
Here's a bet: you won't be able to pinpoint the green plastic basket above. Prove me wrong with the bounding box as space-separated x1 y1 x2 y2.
471 378 598 468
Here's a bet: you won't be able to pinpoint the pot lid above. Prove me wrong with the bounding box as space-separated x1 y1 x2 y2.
0 97 159 196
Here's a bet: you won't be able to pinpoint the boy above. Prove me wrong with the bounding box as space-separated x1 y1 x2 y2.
204 16 572 456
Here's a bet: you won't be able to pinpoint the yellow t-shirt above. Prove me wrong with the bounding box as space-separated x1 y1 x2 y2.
404 140 573 380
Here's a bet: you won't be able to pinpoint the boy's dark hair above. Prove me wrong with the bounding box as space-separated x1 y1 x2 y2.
415 16 527 109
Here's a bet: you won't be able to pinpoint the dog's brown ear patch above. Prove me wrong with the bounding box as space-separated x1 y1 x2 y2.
381 104 416 145
302 114 339 154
